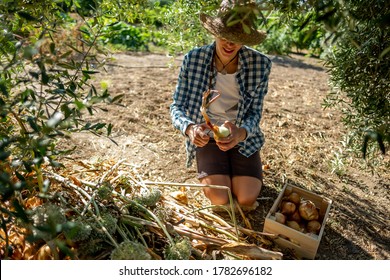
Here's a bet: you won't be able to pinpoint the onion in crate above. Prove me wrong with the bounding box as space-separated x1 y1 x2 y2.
299 200 319 221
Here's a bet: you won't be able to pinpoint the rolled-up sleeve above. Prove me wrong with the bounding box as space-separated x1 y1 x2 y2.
170 54 194 136
241 59 272 138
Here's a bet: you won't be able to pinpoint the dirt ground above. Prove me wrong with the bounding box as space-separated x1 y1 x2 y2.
59 51 389 260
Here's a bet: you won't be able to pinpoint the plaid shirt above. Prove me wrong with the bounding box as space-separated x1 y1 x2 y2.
170 42 272 167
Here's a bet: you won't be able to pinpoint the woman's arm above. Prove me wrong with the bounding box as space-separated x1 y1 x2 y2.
240 58 272 139
170 54 194 136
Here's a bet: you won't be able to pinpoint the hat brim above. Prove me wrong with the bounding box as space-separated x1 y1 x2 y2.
200 13 267 46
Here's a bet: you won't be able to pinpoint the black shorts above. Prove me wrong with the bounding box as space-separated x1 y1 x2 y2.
195 140 262 180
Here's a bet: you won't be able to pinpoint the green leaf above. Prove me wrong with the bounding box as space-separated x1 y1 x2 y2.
23 161 32 173
380 47 390 59
61 104 73 118
242 23 251 34
110 94 124 103
82 71 91 80
56 240 75 259
27 117 40 132
91 123 105 130
299 13 313 31
59 51 73 59
50 42 55 54
12 200 30 223
82 70 100 75
0 80 8 97
0 151 11 161
15 171 26 182
41 71 50 85
17 11 38 21
362 131 387 158
74 100 85 110
227 19 241 27
57 62 76 70
107 123 113 136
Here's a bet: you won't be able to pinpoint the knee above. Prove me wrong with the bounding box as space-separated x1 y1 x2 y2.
236 196 257 207
203 188 229 205
232 177 262 206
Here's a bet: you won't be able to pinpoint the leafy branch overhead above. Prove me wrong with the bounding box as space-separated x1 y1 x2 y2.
0 0 388 260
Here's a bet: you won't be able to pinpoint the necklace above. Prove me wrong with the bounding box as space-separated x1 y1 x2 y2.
215 52 238 75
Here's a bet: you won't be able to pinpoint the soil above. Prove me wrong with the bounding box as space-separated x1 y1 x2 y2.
59 51 389 260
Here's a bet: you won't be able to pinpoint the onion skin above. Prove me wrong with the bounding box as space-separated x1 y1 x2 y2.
284 188 293 197
275 212 286 224
307 220 321 234
289 210 302 223
299 200 319 221
286 220 302 232
217 125 230 138
288 192 301 205
281 201 296 215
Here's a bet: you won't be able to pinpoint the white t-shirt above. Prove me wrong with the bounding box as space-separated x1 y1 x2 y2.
208 72 240 125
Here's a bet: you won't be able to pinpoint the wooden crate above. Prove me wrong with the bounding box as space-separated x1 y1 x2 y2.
263 184 332 259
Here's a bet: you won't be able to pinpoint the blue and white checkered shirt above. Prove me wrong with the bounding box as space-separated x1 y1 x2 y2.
170 42 272 167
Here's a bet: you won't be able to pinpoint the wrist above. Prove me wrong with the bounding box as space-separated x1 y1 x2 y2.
185 124 194 137
239 127 247 142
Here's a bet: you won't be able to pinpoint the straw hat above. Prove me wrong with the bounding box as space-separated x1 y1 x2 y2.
199 0 267 46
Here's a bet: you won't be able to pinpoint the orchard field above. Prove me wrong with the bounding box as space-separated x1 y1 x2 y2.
1 0 389 261
57 51 389 259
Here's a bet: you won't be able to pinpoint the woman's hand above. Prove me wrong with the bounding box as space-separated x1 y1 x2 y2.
215 121 247 151
186 123 210 147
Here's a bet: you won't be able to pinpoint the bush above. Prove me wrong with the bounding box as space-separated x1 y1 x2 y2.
0 1 119 258
324 0 389 157
99 21 151 51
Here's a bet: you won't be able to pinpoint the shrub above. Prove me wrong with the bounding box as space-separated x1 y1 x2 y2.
324 0 389 157
0 1 119 258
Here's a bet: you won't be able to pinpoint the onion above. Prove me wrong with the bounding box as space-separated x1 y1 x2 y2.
299 200 319 221
307 220 321 234
288 192 301 205
289 210 301 223
281 201 296 215
286 220 302 232
217 125 230 138
275 212 286 224
284 188 293 197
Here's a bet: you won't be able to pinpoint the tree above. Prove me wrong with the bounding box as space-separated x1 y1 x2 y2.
0 0 123 258
322 0 389 158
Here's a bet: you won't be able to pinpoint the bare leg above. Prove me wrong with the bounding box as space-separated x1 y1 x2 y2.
200 174 231 205
232 176 262 206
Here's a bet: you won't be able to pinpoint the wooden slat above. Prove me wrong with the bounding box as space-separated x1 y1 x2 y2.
263 184 332 259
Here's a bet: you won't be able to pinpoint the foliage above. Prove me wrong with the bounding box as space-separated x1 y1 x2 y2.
99 21 151 51
263 0 389 157
255 10 326 56
1 0 388 260
74 0 102 16
111 241 151 260
155 0 220 54
322 0 389 158
164 237 192 260
0 0 121 258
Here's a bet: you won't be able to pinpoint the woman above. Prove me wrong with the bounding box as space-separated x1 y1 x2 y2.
170 0 271 210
